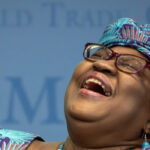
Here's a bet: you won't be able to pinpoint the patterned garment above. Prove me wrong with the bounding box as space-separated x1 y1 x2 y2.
0 129 43 150
99 18 150 59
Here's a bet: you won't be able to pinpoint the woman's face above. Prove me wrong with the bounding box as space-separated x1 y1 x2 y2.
64 46 150 147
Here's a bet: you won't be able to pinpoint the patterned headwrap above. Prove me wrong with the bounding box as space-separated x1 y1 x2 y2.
99 18 150 59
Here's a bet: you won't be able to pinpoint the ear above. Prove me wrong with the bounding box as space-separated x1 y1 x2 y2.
144 120 150 135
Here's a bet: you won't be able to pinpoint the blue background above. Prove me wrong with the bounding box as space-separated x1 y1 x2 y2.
0 0 149 142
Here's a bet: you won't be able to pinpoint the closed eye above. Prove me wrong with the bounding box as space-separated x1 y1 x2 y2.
90 53 104 59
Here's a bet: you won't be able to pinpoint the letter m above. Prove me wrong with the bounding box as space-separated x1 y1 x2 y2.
3 77 62 124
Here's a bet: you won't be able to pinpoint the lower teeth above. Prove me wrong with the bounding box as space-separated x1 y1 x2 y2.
105 92 111 96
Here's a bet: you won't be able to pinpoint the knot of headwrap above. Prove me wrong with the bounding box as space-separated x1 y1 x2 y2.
99 18 150 59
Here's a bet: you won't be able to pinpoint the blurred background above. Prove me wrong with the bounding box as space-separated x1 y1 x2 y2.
0 0 149 142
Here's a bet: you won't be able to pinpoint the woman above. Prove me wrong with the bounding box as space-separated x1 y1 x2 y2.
1 18 150 150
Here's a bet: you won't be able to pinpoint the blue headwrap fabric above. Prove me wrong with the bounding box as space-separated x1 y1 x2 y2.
99 18 150 59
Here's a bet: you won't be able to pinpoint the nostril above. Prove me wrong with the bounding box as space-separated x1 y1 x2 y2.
102 69 112 74
93 61 117 75
93 65 112 73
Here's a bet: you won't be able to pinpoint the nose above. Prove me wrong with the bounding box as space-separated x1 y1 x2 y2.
92 59 117 75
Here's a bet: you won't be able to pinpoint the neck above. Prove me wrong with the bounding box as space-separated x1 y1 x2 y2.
63 137 140 150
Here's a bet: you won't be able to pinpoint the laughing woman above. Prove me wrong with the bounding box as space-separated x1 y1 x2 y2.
1 18 150 150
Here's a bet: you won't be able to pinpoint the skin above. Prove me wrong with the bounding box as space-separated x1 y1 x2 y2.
28 46 150 150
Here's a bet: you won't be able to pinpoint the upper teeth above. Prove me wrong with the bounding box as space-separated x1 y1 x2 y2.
85 78 106 91
84 78 111 96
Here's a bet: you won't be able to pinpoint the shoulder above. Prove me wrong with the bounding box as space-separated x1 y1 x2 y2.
0 128 44 150
28 141 64 150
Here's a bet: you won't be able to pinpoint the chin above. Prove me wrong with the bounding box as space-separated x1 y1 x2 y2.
65 97 111 124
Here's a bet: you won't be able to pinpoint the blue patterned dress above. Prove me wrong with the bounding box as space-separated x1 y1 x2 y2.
0 129 43 150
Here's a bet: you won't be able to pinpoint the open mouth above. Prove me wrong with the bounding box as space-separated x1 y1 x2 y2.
81 78 112 97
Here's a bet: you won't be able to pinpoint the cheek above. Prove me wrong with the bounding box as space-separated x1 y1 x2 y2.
71 61 91 79
117 75 149 113
118 73 143 96
110 80 149 129
64 61 91 103
66 61 92 93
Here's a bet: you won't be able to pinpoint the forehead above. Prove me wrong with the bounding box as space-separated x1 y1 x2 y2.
111 46 148 60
